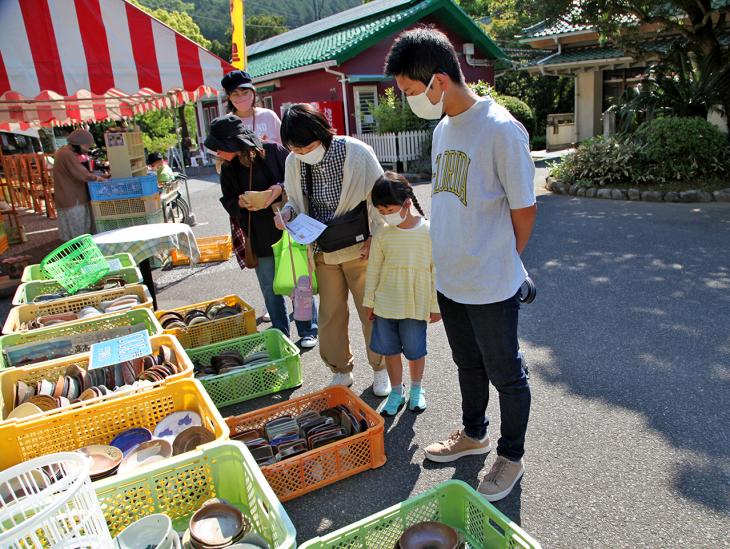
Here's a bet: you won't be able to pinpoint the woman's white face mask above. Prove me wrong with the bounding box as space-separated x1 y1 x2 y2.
406 75 444 120
294 144 326 165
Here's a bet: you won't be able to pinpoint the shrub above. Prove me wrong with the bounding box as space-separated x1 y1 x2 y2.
548 136 652 186
372 87 429 133
530 135 547 151
633 116 728 180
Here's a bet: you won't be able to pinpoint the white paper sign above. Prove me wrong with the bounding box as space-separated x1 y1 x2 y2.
284 213 327 245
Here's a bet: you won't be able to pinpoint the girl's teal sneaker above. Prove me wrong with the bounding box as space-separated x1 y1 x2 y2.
408 386 427 412
378 386 406 417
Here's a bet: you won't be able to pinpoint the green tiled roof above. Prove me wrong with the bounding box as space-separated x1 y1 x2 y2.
522 32 730 68
522 2 729 41
247 0 507 79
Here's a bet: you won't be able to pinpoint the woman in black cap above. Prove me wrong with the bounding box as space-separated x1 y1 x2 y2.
221 70 282 145
205 114 318 346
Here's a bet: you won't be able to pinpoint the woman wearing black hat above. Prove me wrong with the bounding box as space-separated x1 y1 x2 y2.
205 114 318 346
221 70 282 145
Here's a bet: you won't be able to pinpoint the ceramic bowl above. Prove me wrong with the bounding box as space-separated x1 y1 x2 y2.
113 513 172 549
110 427 153 456
398 521 460 549
172 426 216 456
77 444 123 479
189 502 247 548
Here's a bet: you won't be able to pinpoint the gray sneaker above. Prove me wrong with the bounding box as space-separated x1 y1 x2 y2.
424 429 491 463
477 455 525 502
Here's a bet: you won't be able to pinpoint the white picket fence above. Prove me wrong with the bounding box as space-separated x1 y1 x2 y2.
353 130 431 169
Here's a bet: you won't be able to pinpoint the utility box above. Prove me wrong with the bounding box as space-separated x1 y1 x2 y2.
546 113 575 151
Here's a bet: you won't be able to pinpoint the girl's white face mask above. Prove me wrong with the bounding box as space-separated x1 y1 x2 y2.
294 144 326 165
383 206 406 226
406 75 444 120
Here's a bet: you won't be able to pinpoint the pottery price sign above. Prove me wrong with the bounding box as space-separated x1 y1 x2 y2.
89 330 152 370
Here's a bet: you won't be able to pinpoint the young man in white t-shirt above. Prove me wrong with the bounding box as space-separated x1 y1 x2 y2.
385 27 537 502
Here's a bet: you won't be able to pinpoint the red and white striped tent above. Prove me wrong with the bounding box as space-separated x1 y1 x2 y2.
0 0 235 131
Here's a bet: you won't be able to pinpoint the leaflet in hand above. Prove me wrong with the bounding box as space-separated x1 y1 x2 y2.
284 213 327 245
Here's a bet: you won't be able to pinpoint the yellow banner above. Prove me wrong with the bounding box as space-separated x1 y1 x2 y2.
230 0 246 69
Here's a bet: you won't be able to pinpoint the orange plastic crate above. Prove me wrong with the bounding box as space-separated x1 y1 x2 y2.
225 386 386 502
171 235 232 265
0 378 227 471
0 234 8 256
156 294 256 349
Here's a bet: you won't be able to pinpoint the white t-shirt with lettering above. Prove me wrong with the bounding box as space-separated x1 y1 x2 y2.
430 97 535 304
241 108 282 145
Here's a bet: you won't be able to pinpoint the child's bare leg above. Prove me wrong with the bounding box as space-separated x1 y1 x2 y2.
385 354 404 388
408 356 425 385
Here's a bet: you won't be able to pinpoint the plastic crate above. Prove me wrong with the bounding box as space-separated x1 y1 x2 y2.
3 284 152 334
94 208 165 232
0 234 8 256
21 253 136 282
156 295 257 349
225 386 386 502
94 441 295 547
171 235 232 266
13 266 143 305
0 378 227 471
0 308 162 369
87 174 158 201
91 193 162 219
0 334 192 421
40 234 109 294
187 330 302 409
300 480 542 549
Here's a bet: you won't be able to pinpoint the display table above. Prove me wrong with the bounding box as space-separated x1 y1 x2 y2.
93 223 199 308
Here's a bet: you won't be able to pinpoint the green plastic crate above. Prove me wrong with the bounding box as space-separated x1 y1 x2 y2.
39 234 110 295
0 308 162 369
300 480 542 549
12 266 143 305
21 253 136 282
187 329 302 409
94 441 296 548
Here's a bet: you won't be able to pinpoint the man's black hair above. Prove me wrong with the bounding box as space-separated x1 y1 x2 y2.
384 26 464 85
280 103 335 149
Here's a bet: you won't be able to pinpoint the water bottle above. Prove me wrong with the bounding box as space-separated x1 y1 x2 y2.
292 275 313 321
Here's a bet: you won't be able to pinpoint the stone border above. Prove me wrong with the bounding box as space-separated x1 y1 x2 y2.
545 177 730 203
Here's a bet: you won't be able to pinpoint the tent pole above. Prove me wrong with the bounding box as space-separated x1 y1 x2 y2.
172 104 195 225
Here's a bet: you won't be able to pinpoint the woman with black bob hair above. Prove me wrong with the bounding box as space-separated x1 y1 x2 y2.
206 113 318 346
275 103 389 395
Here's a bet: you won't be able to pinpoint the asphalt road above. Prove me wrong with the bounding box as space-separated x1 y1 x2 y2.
5 163 729 547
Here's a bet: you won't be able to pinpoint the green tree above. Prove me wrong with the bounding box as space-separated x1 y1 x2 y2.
246 14 288 45
526 0 730 125
371 88 429 133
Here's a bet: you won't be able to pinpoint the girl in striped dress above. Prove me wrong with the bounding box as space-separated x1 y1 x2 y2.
363 172 441 416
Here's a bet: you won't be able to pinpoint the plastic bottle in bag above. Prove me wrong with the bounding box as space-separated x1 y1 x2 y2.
292 275 313 321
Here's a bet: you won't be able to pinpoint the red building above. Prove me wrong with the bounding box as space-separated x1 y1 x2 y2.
197 0 507 140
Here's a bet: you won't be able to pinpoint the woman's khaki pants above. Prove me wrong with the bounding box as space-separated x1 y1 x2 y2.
314 254 384 374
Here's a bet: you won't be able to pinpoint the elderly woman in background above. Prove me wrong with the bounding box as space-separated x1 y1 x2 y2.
53 129 107 241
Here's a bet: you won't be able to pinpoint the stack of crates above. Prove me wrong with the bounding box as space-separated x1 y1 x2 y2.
89 174 164 231
0 212 8 255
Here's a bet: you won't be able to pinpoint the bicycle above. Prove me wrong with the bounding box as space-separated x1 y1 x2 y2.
161 173 192 225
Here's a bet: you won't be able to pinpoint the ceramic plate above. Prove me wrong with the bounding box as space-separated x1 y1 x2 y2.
110 427 153 456
117 439 173 475
154 411 202 442
77 444 122 478
172 426 216 456
6 401 43 420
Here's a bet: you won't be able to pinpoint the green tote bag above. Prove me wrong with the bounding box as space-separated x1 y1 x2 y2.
272 230 318 296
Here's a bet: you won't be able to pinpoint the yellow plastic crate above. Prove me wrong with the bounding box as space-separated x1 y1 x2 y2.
2 284 153 334
156 295 256 349
170 235 232 266
0 378 228 470
0 308 162 369
0 334 192 421
91 193 162 219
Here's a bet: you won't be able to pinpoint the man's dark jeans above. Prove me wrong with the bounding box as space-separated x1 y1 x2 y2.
437 291 531 461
